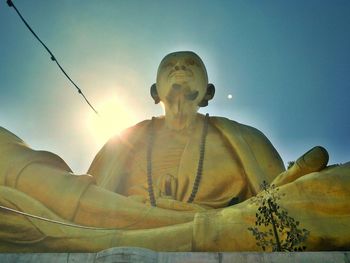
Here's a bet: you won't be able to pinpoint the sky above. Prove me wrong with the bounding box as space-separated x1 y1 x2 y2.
0 0 349 174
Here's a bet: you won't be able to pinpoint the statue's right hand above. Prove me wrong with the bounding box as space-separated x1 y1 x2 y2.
127 195 147 203
155 198 208 212
272 146 329 187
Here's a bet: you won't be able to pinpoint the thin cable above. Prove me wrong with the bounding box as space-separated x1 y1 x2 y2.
0 204 112 230
0 204 153 231
6 0 98 115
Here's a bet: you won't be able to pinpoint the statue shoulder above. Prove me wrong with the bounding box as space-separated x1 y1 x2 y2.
210 115 279 155
88 119 152 184
209 116 264 138
102 119 152 148
122 119 152 135
210 116 285 185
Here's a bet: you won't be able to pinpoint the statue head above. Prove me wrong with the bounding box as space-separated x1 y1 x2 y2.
151 51 215 130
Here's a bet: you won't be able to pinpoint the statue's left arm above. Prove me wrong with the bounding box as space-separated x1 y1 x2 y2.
193 162 350 251
239 124 286 183
211 117 285 194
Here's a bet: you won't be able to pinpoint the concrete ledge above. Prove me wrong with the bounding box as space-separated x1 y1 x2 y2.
0 247 349 262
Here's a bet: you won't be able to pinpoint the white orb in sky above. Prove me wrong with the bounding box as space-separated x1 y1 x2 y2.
227 94 233 99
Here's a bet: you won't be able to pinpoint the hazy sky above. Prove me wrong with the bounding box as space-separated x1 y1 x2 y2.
1 0 349 174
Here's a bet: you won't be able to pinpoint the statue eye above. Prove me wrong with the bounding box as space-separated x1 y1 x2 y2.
186 59 195 66
163 61 175 68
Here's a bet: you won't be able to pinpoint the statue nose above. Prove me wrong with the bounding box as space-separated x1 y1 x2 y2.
172 95 183 115
174 100 181 114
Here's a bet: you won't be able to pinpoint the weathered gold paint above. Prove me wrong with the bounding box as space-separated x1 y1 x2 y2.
0 51 349 252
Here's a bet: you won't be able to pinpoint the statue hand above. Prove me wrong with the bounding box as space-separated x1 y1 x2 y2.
155 197 208 212
272 146 329 187
127 195 147 203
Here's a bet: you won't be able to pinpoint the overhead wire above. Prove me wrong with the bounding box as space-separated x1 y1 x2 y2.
0 204 154 231
6 0 98 115
0 204 113 230
3 0 167 232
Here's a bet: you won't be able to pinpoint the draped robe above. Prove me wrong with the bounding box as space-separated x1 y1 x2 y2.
0 115 349 252
88 115 285 203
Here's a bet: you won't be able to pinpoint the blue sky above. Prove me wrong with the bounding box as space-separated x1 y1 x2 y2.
1 0 349 173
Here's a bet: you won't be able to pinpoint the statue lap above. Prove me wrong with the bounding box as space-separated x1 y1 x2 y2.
0 124 349 252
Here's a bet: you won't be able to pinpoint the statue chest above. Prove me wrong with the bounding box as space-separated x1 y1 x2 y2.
124 124 248 208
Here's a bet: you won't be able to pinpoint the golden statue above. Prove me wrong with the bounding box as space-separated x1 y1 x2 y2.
0 51 349 252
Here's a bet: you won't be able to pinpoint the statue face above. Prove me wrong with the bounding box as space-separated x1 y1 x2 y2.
156 51 208 130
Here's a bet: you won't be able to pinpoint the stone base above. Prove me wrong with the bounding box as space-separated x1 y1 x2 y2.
0 247 349 263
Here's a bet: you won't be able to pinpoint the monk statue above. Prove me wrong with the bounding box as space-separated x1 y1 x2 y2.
0 51 349 252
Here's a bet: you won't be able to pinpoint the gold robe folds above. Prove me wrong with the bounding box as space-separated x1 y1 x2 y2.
0 117 349 252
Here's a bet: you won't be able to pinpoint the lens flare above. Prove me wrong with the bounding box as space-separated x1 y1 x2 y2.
87 97 137 145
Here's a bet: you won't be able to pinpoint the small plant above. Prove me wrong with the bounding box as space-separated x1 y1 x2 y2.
248 181 309 252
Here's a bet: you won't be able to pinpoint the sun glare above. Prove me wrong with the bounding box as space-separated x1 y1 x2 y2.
87 97 137 145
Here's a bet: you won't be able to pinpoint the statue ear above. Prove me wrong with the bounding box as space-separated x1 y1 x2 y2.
150 83 160 104
198 83 215 107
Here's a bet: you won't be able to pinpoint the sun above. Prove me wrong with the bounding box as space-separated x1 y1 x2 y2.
87 97 138 145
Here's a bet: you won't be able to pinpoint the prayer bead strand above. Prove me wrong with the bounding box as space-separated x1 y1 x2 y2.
147 114 209 206
187 113 209 203
147 117 157 207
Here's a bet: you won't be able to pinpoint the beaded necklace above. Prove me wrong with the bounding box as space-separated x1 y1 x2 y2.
147 113 209 207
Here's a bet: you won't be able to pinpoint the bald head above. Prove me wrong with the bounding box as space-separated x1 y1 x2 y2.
155 51 210 130
157 51 208 81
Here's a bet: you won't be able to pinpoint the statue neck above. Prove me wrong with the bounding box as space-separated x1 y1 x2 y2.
163 113 201 132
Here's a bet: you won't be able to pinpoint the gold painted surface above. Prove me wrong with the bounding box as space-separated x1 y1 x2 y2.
0 51 349 252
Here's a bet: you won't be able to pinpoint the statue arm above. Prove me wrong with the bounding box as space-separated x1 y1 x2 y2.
211 117 285 194
238 126 329 188
0 126 195 230
193 163 350 251
87 135 129 192
272 146 329 187
155 197 211 212
239 124 285 183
